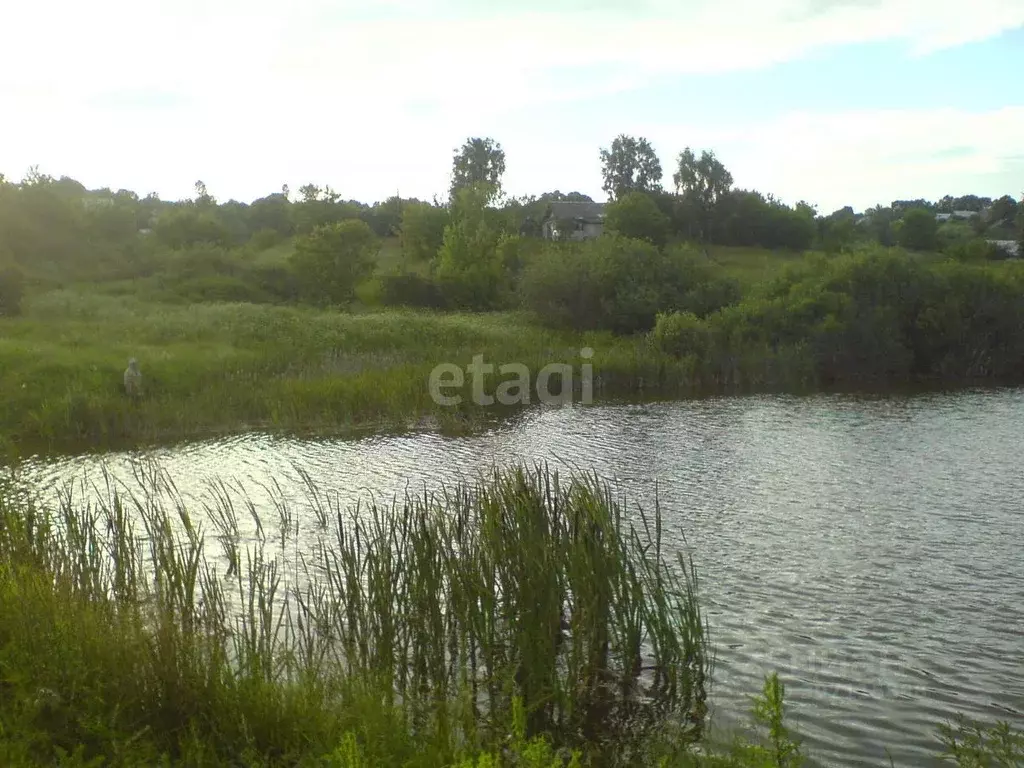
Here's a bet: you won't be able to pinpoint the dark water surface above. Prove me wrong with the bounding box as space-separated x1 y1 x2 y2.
15 391 1024 767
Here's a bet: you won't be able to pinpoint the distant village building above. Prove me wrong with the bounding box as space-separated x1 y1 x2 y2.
935 210 981 223
81 196 115 210
542 202 606 241
986 240 1021 258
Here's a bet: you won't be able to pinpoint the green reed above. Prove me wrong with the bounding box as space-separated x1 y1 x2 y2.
0 464 709 766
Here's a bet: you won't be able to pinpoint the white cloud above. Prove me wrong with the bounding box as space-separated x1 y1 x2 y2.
0 0 1021 205
642 107 1024 211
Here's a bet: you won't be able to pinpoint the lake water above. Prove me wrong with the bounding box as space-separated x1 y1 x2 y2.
13 391 1024 767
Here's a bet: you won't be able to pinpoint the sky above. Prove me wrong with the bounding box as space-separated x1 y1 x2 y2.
1 0 1022 213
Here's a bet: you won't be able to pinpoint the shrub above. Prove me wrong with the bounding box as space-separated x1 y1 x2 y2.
378 272 448 309
291 220 379 305
897 207 939 251
250 264 302 302
434 185 513 310
399 202 449 262
703 248 1024 385
167 275 275 304
681 276 742 318
520 236 712 334
652 311 713 361
160 243 244 280
604 191 671 247
249 227 284 251
0 265 25 317
946 239 1006 262
153 207 232 249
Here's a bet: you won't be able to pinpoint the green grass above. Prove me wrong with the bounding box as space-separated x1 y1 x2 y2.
703 246 805 288
0 289 666 455
250 238 297 267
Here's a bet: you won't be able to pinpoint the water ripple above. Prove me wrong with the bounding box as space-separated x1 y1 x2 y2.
12 390 1024 767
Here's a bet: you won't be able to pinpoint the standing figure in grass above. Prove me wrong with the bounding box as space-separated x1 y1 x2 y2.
124 358 143 398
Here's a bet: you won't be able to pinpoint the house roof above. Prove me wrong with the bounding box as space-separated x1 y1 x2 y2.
546 201 606 221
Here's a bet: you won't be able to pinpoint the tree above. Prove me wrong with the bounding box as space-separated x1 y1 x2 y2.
818 206 857 253
361 196 409 238
952 194 991 212
863 205 897 247
1016 195 1024 254
194 180 215 208
987 195 1018 229
399 202 450 262
604 191 670 247
450 137 506 204
290 220 378 305
248 193 294 237
897 208 939 251
599 135 663 200
435 183 512 309
153 207 231 249
891 198 931 215
538 190 594 203
294 184 358 235
299 184 322 203
672 148 734 242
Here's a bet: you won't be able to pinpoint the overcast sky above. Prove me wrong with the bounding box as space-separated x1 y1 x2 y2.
1 0 1022 212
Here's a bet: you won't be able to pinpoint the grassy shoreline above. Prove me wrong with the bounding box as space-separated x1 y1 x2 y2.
5 281 1023 459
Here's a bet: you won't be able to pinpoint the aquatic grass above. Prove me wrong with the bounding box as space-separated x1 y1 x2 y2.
0 464 710 766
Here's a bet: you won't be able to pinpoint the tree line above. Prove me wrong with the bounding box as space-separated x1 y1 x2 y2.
0 137 1022 321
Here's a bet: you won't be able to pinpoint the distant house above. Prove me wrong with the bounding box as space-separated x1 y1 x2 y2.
987 240 1021 258
936 210 980 222
81 196 115 211
541 201 606 241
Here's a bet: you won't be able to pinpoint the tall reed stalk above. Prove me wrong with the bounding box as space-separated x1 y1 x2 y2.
0 464 709 765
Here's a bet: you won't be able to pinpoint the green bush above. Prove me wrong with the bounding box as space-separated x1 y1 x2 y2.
434 185 515 310
897 208 939 251
153 207 233 250
291 220 379 305
703 249 1024 386
400 201 450 262
946 239 1006 262
652 311 713 361
166 275 275 304
378 272 448 309
519 236 712 334
250 264 302 302
0 264 25 316
605 191 671 247
249 227 284 251
681 275 743 317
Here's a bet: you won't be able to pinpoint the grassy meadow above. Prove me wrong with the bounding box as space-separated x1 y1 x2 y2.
0 287 666 456
0 237 787 455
